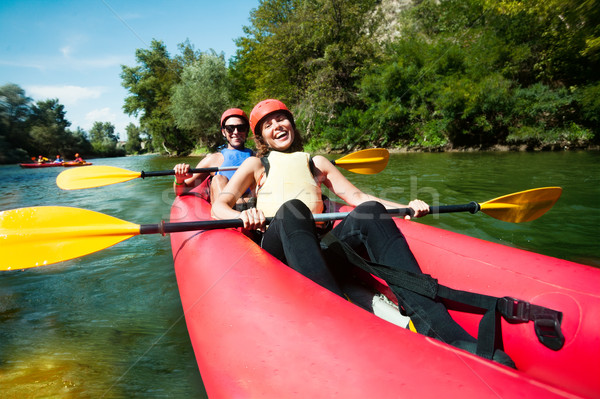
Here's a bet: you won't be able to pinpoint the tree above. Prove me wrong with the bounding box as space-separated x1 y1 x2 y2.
28 99 72 156
0 83 32 147
170 52 233 150
0 83 33 162
125 123 142 154
232 0 382 139
121 39 201 155
482 0 600 84
89 121 123 156
66 127 94 158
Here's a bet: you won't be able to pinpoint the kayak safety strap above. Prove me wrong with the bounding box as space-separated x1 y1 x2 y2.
436 287 565 357
320 233 565 358
497 296 565 351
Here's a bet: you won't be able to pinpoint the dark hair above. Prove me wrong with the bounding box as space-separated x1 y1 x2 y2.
254 114 304 157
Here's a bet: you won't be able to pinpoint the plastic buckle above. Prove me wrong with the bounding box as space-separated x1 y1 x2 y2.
533 308 565 351
497 297 530 323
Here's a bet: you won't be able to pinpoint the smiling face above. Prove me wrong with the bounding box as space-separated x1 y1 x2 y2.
222 116 249 150
259 111 295 152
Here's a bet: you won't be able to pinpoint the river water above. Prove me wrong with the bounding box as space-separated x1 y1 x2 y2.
0 151 598 397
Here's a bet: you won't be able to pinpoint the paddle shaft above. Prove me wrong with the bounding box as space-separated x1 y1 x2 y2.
142 167 237 178
140 158 359 178
139 202 481 235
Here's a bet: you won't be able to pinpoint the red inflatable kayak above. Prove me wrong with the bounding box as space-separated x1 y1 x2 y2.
19 162 63 168
62 162 92 167
18 162 92 168
170 183 600 398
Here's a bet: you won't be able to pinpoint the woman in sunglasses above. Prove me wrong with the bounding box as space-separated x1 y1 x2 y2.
211 99 515 367
173 108 254 206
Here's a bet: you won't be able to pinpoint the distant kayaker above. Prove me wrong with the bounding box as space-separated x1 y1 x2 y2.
211 99 515 367
36 155 48 164
74 153 84 163
173 108 254 207
53 155 63 163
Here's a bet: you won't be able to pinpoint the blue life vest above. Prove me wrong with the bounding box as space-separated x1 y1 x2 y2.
216 148 253 180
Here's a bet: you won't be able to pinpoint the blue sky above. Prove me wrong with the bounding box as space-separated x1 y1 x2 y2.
0 0 259 139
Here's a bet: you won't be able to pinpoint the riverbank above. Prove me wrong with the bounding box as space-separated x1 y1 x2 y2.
388 142 600 153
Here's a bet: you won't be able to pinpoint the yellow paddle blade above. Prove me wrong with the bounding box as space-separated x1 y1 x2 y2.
0 206 141 270
57 166 142 190
480 187 562 223
333 148 390 174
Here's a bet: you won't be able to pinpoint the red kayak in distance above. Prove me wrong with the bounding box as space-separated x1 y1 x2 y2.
62 162 92 167
19 162 92 168
170 180 600 399
19 162 64 168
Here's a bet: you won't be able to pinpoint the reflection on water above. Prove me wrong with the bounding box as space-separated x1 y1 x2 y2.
1 152 598 397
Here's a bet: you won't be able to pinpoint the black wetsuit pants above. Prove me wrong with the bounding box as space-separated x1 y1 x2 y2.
261 199 476 346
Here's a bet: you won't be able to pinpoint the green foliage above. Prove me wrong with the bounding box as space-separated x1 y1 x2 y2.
121 40 200 155
115 0 600 153
311 0 599 150
170 52 234 150
0 83 33 162
88 121 125 157
576 82 600 136
233 0 382 126
125 123 143 154
28 99 74 156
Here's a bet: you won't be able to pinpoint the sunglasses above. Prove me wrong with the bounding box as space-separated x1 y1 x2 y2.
223 124 249 134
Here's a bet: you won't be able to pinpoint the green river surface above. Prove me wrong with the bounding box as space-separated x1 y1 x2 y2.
1 151 598 397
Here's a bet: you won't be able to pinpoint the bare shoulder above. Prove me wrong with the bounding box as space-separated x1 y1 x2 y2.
239 156 264 180
240 156 263 171
196 152 224 168
312 155 336 174
312 155 332 167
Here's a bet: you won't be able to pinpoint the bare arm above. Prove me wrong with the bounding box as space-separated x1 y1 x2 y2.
173 153 223 196
312 155 429 219
211 157 267 230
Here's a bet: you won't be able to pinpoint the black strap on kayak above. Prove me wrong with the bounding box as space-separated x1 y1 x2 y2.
320 233 565 358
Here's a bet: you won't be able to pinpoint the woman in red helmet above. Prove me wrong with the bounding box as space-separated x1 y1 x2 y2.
173 108 254 204
212 99 514 367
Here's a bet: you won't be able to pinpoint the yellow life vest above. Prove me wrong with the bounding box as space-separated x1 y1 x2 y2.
256 152 324 217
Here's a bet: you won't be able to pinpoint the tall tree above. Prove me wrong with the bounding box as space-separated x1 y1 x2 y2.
28 99 72 156
125 123 142 154
232 0 382 137
89 121 121 156
482 0 600 84
121 40 200 155
0 83 32 154
170 52 233 150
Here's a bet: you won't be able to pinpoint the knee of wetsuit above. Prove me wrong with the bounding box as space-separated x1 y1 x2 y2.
354 200 387 215
278 199 313 220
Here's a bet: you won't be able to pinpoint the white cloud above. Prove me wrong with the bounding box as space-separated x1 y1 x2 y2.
25 85 105 107
84 107 115 125
60 45 73 57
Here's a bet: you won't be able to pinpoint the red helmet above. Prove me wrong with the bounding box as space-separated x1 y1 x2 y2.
249 99 293 135
220 108 248 128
